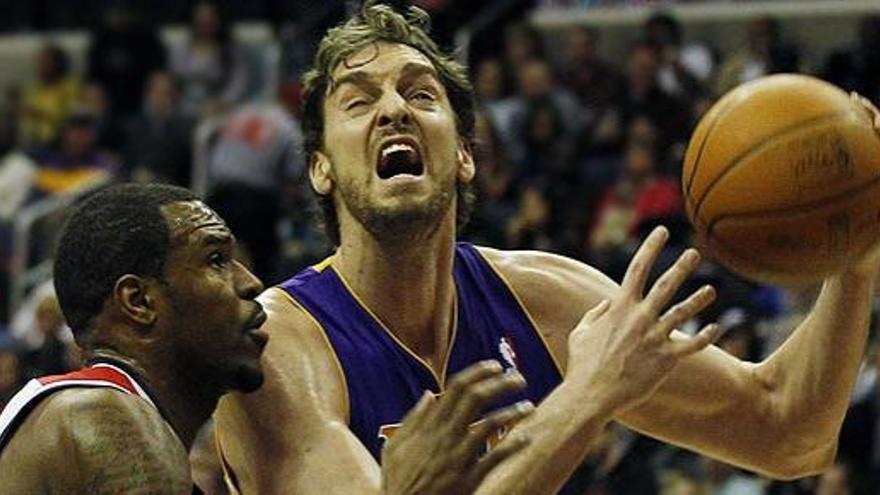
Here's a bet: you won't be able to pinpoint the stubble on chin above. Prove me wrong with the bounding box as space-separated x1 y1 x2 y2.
338 179 456 243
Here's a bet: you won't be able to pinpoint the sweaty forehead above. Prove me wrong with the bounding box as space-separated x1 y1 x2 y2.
161 200 229 244
330 42 435 84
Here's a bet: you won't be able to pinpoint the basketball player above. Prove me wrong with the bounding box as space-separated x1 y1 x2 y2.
0 183 535 494
215 3 880 494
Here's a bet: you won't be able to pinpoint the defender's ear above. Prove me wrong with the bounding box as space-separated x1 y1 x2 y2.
310 151 334 195
113 275 157 327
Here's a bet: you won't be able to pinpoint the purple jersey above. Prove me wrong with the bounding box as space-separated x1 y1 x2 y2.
278 242 562 460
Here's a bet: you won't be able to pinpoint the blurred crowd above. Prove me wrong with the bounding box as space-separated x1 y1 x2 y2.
1 1 880 494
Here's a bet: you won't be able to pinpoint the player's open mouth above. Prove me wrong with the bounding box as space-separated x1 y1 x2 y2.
376 137 424 179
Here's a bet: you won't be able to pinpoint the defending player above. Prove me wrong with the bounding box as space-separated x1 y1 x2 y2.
0 183 534 494
215 2 880 494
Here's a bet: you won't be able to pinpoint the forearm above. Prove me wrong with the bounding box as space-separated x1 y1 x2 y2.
475 379 614 495
757 272 873 447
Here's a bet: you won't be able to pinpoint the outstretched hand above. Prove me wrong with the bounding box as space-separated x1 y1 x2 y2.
381 360 534 495
567 226 722 416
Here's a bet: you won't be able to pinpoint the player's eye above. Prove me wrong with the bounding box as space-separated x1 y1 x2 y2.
409 89 436 103
209 251 229 268
346 99 368 111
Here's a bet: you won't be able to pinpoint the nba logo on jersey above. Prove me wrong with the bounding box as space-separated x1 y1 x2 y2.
498 337 518 371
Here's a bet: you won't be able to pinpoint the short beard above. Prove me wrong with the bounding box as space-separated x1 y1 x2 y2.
337 179 456 244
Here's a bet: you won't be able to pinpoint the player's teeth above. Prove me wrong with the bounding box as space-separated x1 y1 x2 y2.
382 143 414 158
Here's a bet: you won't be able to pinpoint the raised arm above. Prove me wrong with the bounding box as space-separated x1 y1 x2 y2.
474 227 721 494
214 288 533 495
484 227 874 484
619 269 872 479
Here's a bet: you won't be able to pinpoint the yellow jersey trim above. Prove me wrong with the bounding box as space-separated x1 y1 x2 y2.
312 254 335 272
329 265 458 390
474 248 565 376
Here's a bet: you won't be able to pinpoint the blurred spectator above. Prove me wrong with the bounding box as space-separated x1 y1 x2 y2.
715 307 763 362
170 0 249 118
79 82 126 154
506 184 552 250
815 462 853 495
520 97 584 254
619 41 691 157
86 1 166 118
659 469 708 495
467 112 517 247
21 292 74 378
0 110 33 324
581 117 683 280
521 97 575 180
488 59 583 168
125 71 195 186
823 16 880 103
32 109 118 196
204 101 306 282
0 110 36 221
839 340 880 495
644 12 715 99
715 17 800 95
502 22 546 82
588 116 683 274
0 335 23 410
702 457 766 495
560 26 624 133
474 58 509 105
10 282 55 351
18 44 82 149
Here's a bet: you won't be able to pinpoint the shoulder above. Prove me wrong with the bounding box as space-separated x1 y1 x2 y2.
475 246 619 304
475 247 620 366
41 386 171 431
217 286 348 436
15 387 189 491
215 286 351 488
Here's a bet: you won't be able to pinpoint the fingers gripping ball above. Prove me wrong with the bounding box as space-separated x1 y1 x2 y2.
683 74 880 285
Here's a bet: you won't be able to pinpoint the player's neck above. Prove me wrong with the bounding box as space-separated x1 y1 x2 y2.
334 215 457 372
87 348 218 450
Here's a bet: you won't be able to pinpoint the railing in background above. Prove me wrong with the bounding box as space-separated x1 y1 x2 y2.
529 0 880 69
8 178 110 320
191 115 227 197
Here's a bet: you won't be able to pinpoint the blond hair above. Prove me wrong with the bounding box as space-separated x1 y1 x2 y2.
301 1 476 246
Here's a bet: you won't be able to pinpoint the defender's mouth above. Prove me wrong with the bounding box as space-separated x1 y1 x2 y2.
376 138 424 179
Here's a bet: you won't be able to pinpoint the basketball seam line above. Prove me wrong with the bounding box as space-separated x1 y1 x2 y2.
706 170 880 235
693 109 858 224
685 96 738 198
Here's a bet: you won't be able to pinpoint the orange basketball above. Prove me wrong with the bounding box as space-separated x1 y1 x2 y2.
683 74 880 285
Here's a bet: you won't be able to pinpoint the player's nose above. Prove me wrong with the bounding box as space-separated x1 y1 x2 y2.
376 91 411 129
234 260 264 300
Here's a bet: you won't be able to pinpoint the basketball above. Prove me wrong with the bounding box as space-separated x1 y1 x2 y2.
683 74 880 285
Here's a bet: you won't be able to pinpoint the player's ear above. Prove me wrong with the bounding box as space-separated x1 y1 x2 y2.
456 141 475 183
114 275 157 327
310 151 334 195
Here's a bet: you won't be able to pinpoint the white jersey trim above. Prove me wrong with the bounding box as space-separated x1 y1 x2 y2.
0 364 158 452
